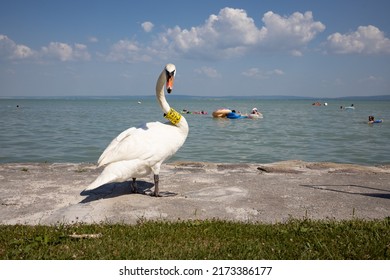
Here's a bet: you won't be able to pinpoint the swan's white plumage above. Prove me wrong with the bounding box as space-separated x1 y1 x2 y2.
85 64 188 192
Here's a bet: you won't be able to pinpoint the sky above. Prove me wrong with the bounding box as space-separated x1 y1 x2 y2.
1 0 390 98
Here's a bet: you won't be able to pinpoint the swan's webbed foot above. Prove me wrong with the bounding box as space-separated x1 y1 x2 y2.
150 192 162 197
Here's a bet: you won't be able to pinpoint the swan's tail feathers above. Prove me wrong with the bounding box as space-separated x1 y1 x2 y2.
84 160 152 191
84 165 118 191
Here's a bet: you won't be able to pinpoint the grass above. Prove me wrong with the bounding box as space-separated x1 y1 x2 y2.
0 218 389 260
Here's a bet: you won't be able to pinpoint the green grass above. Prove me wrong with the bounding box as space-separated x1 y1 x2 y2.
1 218 389 260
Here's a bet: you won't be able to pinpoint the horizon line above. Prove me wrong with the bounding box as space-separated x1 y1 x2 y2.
1 94 390 100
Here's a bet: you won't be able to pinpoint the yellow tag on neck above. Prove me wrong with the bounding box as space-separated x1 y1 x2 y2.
164 108 182 125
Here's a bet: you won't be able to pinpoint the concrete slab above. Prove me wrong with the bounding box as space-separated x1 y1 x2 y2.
0 161 389 225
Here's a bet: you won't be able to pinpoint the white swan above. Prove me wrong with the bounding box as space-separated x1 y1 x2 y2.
84 64 189 196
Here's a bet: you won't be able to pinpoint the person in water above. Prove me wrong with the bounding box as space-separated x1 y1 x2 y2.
368 115 375 124
231 110 242 115
251 108 261 115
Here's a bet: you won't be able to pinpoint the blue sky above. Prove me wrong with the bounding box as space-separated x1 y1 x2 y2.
1 0 390 97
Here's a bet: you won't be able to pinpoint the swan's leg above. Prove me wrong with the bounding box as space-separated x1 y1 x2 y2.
151 164 162 197
131 178 137 193
152 174 161 197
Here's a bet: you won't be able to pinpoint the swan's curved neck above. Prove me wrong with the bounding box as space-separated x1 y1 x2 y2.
156 71 170 114
155 68 188 131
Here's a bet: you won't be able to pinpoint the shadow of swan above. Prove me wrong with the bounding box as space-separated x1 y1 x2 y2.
79 180 155 203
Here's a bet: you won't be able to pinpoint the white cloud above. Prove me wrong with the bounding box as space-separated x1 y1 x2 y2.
326 25 390 54
141 21 154 32
154 8 325 60
0 34 35 59
290 49 303 57
156 7 262 59
242 67 284 79
261 11 325 48
194 66 221 78
41 42 91 61
359 75 383 83
242 68 261 77
88 36 98 43
74 43 91 60
1 34 91 62
41 42 72 61
106 39 151 62
12 44 35 59
272 69 284 75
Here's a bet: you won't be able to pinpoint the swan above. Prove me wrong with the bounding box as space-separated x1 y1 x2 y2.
84 64 189 197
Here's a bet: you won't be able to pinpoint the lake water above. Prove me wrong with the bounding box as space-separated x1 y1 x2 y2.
1 97 389 165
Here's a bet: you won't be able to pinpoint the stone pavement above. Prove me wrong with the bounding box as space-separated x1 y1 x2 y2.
0 161 389 225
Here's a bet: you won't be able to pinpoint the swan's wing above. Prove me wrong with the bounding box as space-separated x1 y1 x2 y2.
97 127 137 166
142 121 188 164
98 121 186 167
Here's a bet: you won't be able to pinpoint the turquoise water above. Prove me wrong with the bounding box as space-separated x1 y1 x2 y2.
1 97 389 165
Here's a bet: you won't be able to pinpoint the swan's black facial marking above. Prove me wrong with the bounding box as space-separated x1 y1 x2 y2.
165 69 175 78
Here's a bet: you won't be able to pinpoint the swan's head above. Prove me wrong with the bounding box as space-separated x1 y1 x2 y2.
165 64 176 94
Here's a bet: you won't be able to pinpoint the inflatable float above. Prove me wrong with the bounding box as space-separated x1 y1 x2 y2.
226 112 247 119
212 108 232 118
248 113 263 119
213 108 263 119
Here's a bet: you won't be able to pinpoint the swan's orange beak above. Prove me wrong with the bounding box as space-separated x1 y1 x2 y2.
166 76 174 94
